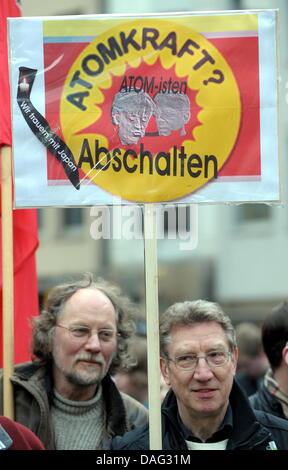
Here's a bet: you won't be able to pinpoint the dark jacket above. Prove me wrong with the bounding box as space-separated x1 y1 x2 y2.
110 381 288 450
0 416 45 450
0 362 148 450
250 381 286 420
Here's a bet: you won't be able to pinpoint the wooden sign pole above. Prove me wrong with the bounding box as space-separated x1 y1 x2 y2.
143 203 162 450
1 145 14 419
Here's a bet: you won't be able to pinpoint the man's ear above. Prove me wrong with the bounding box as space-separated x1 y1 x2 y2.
112 112 120 126
48 339 53 353
160 357 171 386
232 348 238 376
282 344 288 366
48 330 55 354
184 111 190 123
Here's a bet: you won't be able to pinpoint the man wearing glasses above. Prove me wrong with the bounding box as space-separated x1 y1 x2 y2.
111 300 288 450
0 273 148 450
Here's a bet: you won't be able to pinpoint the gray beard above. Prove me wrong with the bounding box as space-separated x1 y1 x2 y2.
61 368 103 387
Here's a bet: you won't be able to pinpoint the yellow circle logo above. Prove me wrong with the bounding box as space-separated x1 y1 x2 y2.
61 19 241 202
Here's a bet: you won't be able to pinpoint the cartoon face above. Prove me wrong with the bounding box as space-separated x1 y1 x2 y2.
154 93 191 136
113 107 153 145
111 90 155 145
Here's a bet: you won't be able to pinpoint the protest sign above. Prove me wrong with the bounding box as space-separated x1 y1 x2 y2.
9 10 280 207
7 10 281 449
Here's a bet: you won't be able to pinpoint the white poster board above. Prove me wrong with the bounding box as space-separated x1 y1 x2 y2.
9 10 280 208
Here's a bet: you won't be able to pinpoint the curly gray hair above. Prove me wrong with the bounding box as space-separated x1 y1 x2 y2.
31 273 137 374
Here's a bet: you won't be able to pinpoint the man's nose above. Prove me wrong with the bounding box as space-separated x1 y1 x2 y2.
134 117 141 129
193 357 214 380
84 333 101 351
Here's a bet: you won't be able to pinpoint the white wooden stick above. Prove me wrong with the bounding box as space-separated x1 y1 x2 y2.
1 145 14 419
143 203 162 450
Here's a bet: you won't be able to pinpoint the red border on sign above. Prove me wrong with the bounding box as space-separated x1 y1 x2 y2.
43 34 260 183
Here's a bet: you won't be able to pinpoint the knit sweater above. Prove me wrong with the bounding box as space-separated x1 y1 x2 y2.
51 386 108 450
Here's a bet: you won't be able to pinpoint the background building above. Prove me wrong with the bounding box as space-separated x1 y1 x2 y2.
20 0 288 325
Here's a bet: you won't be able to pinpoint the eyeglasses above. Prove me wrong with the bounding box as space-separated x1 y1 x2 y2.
56 324 119 342
167 351 232 371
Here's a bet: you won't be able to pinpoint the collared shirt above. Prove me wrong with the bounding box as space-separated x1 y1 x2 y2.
264 369 288 419
177 404 233 443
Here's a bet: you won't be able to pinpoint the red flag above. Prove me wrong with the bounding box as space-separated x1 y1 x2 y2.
0 0 21 146
0 1 39 365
